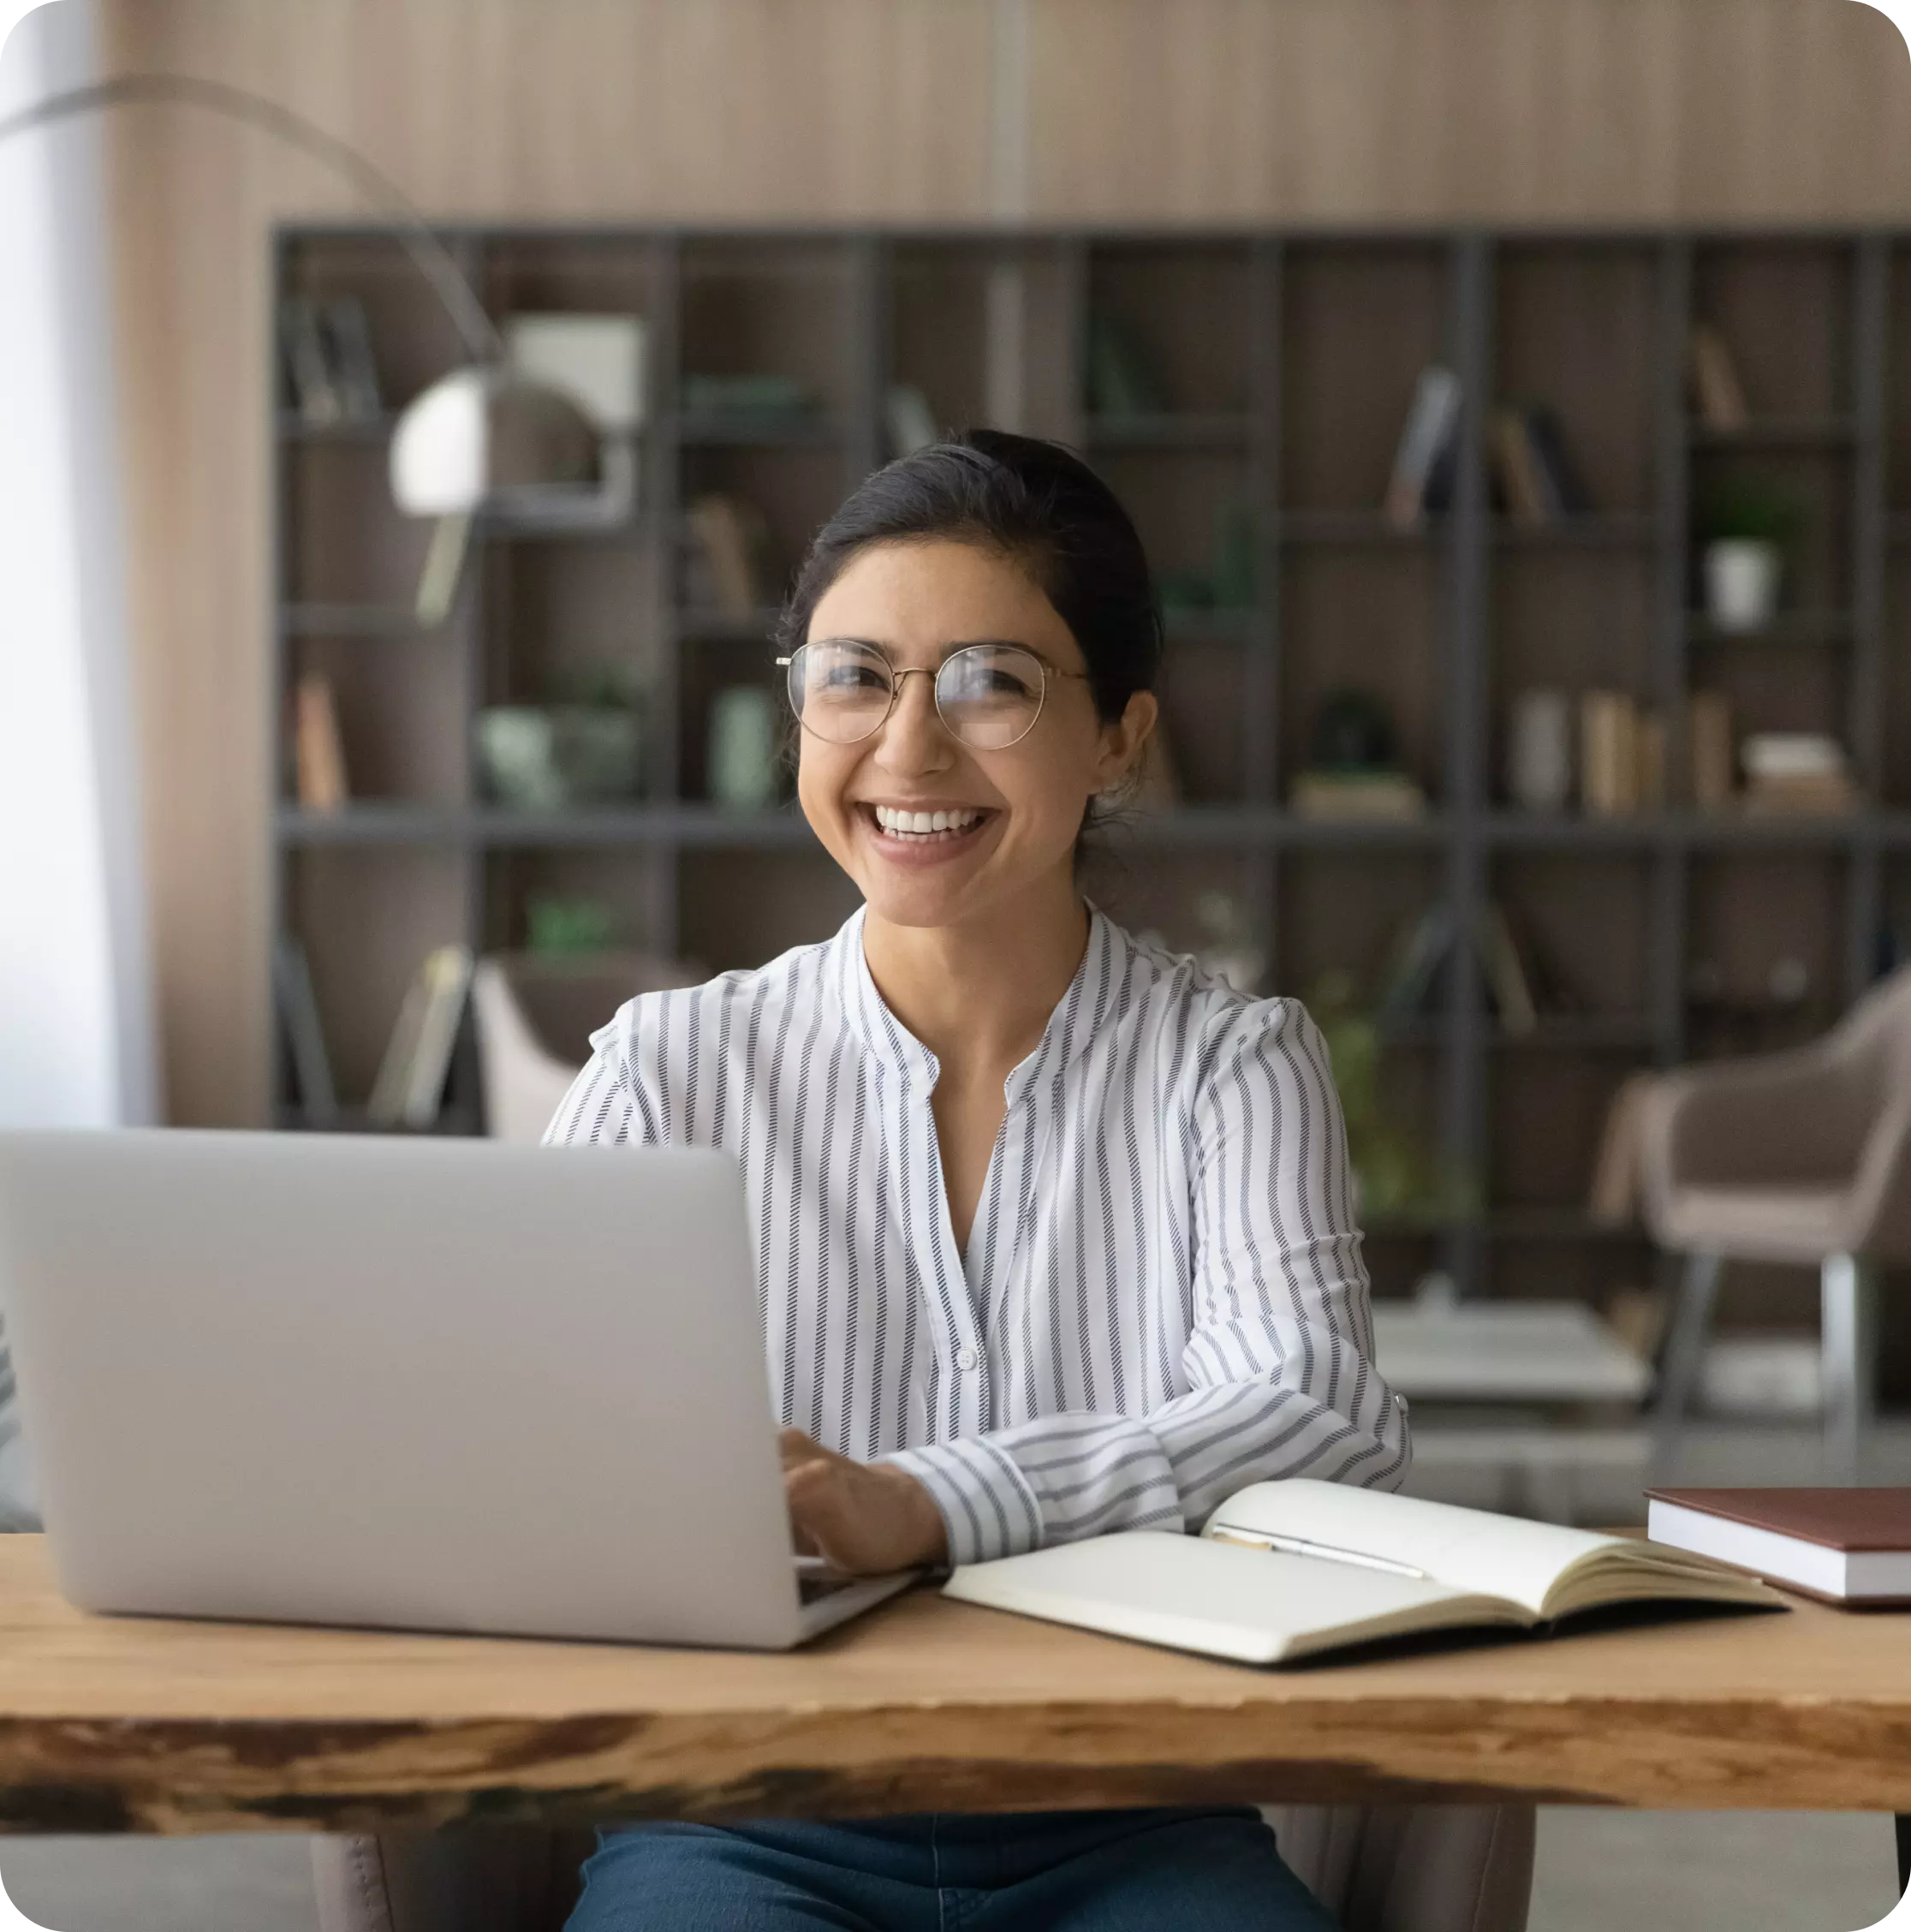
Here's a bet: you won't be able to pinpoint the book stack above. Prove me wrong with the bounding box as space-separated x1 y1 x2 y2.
1488 403 1592 523
1740 734 1856 816
1578 691 1665 817
1383 367 1462 527
1289 769 1427 821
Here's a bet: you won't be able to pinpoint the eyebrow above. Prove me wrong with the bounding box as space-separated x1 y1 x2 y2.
812 635 1066 670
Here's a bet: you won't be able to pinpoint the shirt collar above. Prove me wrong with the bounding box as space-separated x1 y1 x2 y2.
834 903 1125 1099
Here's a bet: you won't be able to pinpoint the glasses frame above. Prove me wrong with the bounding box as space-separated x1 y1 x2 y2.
775 637 1091 751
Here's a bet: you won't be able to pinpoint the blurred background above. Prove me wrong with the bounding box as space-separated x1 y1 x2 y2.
4 2 1911 1926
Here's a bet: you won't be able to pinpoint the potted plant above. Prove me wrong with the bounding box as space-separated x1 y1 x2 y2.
1695 476 1802 633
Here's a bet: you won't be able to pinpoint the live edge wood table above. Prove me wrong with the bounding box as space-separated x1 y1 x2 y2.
1 1536 1910 1842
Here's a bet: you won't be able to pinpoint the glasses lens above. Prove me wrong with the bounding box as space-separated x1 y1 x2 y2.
789 640 894 743
937 644 1045 750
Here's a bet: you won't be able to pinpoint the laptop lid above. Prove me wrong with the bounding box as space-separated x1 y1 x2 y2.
0 1130 808 1649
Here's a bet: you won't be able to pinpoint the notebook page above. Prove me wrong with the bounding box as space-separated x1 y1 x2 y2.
944 1531 1521 1665
1204 1480 1632 1617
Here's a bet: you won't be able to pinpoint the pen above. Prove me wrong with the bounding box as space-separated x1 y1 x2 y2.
1207 1524 1431 1581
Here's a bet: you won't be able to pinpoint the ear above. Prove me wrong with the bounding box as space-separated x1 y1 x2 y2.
1092 691 1159 792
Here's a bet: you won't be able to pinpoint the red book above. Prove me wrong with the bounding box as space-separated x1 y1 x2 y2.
1645 1488 1911 1605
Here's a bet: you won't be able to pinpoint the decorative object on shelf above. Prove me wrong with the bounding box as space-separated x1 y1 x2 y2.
1308 968 1479 1229
293 671 349 811
1373 898 1582 1033
684 493 772 617
1739 732 1855 816
1688 688 1735 811
885 384 938 458
1082 309 1166 420
477 677 644 811
1290 689 1426 820
272 934 337 1128
525 897 615 958
366 943 474 1130
1488 403 1592 523
1694 474 1801 633
678 373 814 420
499 312 646 530
1383 365 1461 528
1507 689 1573 813
1687 322 1750 431
708 685 782 812
1193 891 1265 997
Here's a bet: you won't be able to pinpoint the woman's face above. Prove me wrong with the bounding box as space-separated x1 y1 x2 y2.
795 539 1156 933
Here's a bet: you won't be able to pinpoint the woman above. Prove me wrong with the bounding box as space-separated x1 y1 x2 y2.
551 430 1408 1930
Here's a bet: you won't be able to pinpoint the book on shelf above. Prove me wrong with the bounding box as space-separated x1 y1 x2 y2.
279 296 342 427
278 295 384 427
294 672 349 812
1578 689 1657 817
366 944 474 1131
944 1478 1784 1667
1646 1488 1911 1606
1688 689 1735 811
1476 902 1539 1035
1383 366 1462 528
1688 323 1750 431
1488 403 1592 523
1375 899 1575 1029
272 935 337 1129
684 494 771 617
1289 769 1428 821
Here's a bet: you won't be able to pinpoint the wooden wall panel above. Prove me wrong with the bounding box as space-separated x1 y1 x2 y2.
95 0 1911 1124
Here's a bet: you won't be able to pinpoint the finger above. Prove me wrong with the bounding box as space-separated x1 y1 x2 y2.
777 1427 825 1469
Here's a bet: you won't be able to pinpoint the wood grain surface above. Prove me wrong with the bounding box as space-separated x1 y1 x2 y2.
2 1537 1910 1834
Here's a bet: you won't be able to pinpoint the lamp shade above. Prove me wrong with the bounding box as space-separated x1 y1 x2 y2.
389 366 600 517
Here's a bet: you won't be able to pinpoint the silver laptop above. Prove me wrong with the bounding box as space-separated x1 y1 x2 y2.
0 1130 914 1648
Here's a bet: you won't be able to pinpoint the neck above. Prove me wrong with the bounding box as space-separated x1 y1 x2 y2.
860 878 1091 1077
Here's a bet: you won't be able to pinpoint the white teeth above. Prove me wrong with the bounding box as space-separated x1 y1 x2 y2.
872 805 982 838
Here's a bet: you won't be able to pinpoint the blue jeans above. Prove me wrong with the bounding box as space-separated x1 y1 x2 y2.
565 1808 1341 1931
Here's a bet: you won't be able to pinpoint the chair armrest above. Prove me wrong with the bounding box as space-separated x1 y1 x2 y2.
1848 1090 1911 1258
1640 1041 1875 1200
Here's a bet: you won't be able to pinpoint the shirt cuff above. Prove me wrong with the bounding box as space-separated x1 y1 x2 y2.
881 1436 1045 1565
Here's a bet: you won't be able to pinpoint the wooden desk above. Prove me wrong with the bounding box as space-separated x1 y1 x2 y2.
3 1535 1909 1836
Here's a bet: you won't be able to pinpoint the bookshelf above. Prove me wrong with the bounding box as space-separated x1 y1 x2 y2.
272 224 1911 1349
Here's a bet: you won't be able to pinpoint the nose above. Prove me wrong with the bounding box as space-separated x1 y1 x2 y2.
872 665 954 773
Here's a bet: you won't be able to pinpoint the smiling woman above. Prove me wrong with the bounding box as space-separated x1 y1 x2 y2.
546 430 1403 1932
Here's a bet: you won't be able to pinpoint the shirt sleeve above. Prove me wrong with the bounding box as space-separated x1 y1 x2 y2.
883 996 1411 1565
542 1009 651 1148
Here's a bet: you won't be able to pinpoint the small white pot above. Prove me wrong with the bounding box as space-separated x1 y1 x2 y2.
1703 539 1782 633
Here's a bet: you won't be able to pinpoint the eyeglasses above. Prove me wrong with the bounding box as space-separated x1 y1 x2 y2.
777 638 1089 751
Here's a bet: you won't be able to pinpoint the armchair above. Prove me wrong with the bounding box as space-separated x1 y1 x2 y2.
1639 963 1911 1480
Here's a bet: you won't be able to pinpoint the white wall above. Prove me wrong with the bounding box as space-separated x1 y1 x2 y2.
0 0 153 1133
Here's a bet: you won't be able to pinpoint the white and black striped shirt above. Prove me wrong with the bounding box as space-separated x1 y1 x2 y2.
546 904 1410 1565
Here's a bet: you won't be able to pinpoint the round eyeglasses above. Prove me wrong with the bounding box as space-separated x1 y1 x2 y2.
778 639 1089 752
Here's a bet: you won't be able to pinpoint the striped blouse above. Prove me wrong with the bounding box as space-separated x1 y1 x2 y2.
545 904 1410 1565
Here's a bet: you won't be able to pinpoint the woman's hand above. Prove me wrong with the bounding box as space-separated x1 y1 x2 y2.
779 1428 950 1575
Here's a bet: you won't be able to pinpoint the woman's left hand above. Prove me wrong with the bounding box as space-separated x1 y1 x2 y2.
779 1428 950 1574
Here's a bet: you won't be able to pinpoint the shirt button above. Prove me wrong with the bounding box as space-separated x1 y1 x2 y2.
956 1345 979 1372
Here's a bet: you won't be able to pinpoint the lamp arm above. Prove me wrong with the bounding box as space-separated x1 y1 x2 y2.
0 72 504 366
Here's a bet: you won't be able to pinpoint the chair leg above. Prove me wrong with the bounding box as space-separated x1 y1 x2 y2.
1820 1253 1880 1486
1653 1252 1723 1478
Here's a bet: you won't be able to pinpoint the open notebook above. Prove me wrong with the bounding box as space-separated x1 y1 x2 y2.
943 1479 1788 1665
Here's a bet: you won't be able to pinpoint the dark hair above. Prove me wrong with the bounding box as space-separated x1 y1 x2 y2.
775 429 1162 722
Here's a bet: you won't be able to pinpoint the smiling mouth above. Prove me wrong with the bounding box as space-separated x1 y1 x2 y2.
860 803 995 846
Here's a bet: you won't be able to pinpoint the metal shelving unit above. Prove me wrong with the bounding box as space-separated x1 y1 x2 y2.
271 224 1911 1308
